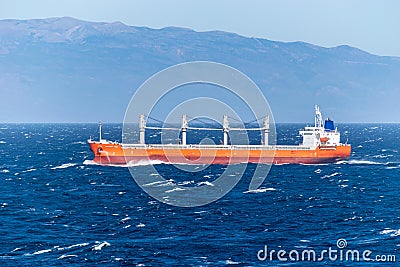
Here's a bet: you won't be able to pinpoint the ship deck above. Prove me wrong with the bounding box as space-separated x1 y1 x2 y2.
119 143 338 151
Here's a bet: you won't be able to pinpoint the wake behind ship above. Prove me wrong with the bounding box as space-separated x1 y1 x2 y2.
88 106 351 165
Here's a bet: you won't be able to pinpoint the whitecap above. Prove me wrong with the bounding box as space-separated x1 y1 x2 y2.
178 180 194 186
0 141 6 144
82 159 169 168
348 160 382 165
274 163 290 166
321 172 340 179
373 154 391 159
32 249 52 255
83 160 97 165
165 187 186 193
71 141 86 145
194 210 207 214
197 181 214 187
386 166 400 169
121 217 131 222
380 229 400 236
57 242 89 250
1 169 9 173
58 254 78 260
92 241 110 251
314 169 322 174
142 180 165 186
136 223 145 228
243 188 276 194
225 259 240 265
51 163 77 170
155 181 175 187
22 168 36 173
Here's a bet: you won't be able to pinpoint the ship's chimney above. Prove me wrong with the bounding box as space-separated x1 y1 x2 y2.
139 114 146 144
181 114 188 145
223 115 229 146
263 116 270 146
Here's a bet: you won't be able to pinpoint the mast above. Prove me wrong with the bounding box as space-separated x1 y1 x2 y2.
181 114 188 145
314 105 323 128
99 121 102 141
139 114 146 144
223 115 229 146
263 115 270 145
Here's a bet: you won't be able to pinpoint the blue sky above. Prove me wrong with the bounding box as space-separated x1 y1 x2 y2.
0 0 399 56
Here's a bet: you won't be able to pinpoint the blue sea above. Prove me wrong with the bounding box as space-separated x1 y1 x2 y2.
0 123 399 266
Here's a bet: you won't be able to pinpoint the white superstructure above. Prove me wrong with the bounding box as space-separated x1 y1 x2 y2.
299 105 341 148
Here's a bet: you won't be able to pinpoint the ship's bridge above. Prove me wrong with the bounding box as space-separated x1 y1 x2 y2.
299 106 341 148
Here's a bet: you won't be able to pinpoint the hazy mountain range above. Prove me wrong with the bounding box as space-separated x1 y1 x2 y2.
0 17 399 123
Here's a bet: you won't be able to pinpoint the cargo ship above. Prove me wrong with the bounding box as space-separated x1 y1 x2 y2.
88 106 351 165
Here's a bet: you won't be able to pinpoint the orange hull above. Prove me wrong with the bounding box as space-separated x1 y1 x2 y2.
88 142 351 165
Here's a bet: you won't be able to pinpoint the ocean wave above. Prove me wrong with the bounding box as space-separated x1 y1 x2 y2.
92 241 110 251
51 163 77 170
57 254 78 260
142 180 170 187
380 229 400 237
300 163 330 166
82 159 169 167
57 242 89 251
22 168 37 173
27 249 52 256
243 188 276 194
197 181 214 187
120 217 131 222
321 172 340 179
225 259 241 265
71 141 86 145
156 181 175 187
386 166 400 169
178 180 194 186
335 160 382 165
165 187 186 193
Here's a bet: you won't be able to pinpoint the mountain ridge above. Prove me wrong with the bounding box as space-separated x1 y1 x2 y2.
0 17 399 123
